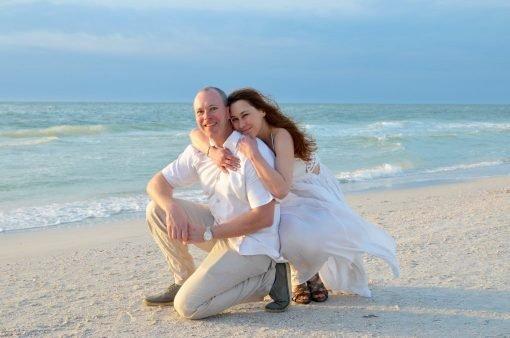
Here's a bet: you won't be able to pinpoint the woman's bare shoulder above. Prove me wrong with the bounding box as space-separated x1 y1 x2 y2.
271 127 294 157
273 127 292 142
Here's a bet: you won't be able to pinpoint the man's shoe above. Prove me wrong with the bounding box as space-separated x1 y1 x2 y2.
144 284 181 306
265 263 291 313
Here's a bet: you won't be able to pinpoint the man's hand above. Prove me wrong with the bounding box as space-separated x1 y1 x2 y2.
165 202 189 242
185 223 207 244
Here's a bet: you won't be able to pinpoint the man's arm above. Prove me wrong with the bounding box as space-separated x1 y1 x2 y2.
146 172 191 242
211 143 277 239
186 200 275 243
212 200 275 238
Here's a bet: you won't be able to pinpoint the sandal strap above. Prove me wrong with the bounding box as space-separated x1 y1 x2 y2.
307 274 327 292
307 274 329 302
292 283 311 303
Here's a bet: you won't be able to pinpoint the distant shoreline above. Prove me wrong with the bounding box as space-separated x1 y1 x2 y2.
2 102 508 234
1 101 510 105
1 174 508 237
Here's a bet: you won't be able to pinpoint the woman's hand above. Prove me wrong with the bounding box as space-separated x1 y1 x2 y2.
238 135 260 160
209 146 240 172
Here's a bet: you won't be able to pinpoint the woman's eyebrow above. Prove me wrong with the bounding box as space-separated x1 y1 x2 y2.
231 110 247 116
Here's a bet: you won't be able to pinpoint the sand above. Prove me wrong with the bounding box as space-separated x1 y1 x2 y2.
1 176 509 337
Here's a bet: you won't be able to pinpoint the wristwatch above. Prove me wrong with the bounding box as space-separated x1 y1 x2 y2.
203 225 213 241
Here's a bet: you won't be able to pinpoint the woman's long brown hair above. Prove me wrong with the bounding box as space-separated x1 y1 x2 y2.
227 88 316 162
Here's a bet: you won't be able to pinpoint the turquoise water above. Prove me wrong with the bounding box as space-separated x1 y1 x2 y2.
1 102 509 232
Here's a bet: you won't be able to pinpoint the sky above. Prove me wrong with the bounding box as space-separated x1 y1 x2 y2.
0 0 509 103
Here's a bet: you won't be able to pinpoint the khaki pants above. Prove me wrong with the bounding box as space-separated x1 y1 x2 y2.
146 200 276 319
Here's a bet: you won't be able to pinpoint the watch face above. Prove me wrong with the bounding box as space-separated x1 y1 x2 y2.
203 229 212 241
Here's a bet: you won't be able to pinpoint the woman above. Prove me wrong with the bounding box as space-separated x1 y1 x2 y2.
190 88 400 303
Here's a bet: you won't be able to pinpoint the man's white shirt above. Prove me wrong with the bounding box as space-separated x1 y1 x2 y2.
161 131 281 260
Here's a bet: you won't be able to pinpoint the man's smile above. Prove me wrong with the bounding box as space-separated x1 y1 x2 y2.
203 122 217 128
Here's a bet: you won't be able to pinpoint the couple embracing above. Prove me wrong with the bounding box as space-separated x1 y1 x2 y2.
143 87 400 319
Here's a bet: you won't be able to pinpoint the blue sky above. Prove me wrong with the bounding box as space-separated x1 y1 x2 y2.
0 0 509 103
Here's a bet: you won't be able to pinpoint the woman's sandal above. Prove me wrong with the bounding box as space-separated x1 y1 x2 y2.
292 283 312 304
307 273 329 302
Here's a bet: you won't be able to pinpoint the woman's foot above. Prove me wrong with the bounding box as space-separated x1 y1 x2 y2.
292 282 311 304
307 273 328 302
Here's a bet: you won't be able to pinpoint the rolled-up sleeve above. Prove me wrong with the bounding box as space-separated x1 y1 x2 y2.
161 145 199 188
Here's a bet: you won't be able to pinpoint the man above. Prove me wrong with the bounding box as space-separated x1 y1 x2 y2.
144 87 290 319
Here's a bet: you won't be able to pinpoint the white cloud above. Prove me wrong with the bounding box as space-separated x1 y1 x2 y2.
0 30 305 58
0 0 372 16
2 0 508 20
3 0 509 11
0 31 193 56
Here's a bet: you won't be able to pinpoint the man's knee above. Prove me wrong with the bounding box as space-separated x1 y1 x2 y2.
173 290 208 320
146 200 158 221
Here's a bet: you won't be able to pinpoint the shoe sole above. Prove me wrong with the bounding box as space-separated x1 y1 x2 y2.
143 300 174 307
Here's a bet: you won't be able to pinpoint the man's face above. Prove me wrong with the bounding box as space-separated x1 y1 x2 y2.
193 90 229 139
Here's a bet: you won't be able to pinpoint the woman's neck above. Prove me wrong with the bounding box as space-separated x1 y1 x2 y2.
257 120 272 145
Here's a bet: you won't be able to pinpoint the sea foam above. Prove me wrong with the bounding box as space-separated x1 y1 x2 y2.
0 189 205 232
431 122 510 133
0 125 107 138
367 121 406 129
423 160 506 174
336 163 404 182
0 136 59 148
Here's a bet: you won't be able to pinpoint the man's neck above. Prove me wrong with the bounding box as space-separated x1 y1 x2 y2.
211 129 233 147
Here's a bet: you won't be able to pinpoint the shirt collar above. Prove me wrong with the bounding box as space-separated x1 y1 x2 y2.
210 130 242 153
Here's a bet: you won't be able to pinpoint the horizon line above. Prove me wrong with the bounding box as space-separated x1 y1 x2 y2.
1 100 509 106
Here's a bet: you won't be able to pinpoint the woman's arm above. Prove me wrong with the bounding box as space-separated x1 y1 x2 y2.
189 128 210 155
189 128 240 171
239 129 294 200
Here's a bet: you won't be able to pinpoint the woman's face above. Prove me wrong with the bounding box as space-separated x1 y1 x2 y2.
229 100 266 138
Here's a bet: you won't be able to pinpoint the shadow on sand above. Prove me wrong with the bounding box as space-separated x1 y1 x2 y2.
200 286 509 336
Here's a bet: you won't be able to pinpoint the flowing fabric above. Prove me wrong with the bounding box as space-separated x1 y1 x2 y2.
279 157 400 297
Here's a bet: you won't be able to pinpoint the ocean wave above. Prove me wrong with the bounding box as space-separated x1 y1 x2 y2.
303 123 407 141
355 134 404 149
336 163 404 182
423 160 506 174
367 121 405 129
433 122 510 133
0 136 59 148
0 189 206 232
0 125 107 138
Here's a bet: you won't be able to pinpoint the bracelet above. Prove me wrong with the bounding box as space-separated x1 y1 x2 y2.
206 145 212 157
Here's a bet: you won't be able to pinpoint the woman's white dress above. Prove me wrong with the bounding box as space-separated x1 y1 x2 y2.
279 156 400 297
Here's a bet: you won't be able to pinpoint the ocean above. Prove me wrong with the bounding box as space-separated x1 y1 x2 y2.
1 102 509 232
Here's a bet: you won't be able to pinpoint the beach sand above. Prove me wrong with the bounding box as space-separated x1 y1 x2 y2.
1 176 509 337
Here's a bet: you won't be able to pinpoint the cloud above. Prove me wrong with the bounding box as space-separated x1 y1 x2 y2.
0 31 192 56
2 0 508 23
0 0 371 17
3 0 510 11
0 30 305 59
